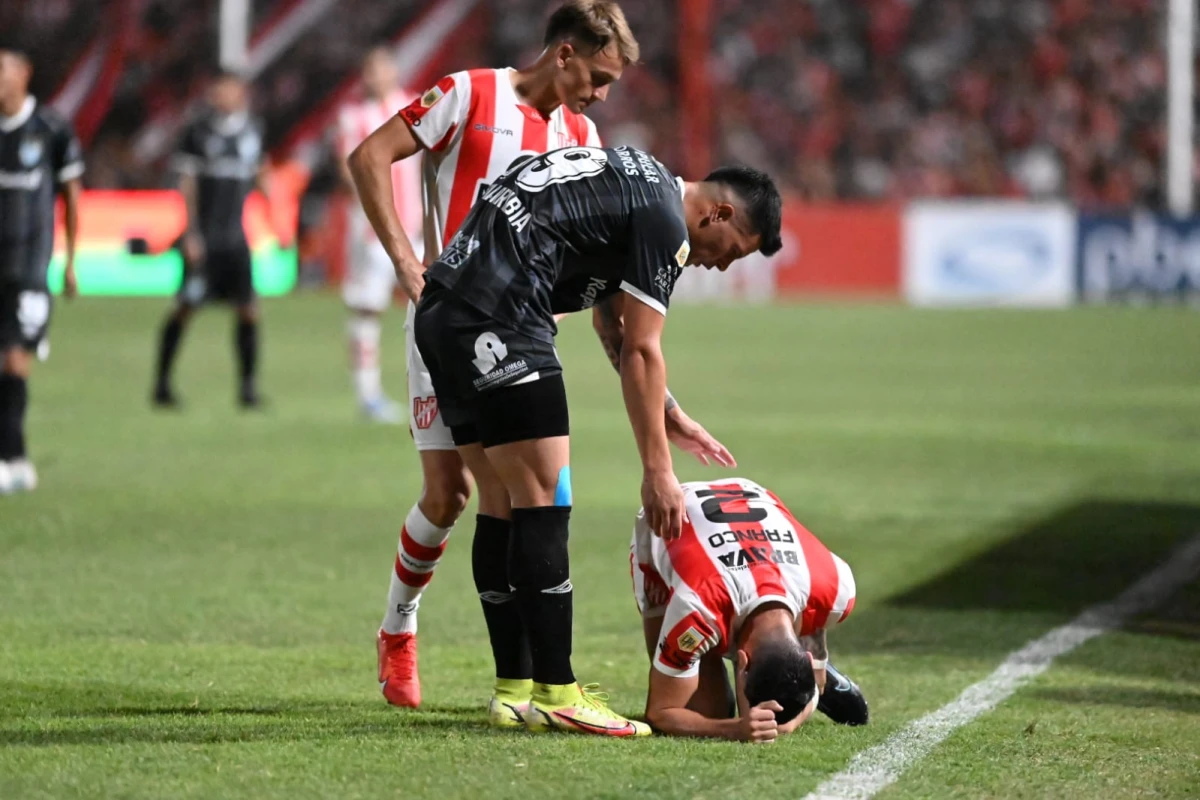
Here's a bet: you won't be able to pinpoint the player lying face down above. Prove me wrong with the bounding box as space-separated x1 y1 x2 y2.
632 478 863 741
409 146 782 735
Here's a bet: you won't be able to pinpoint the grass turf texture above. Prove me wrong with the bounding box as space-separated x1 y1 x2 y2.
2 296 1199 799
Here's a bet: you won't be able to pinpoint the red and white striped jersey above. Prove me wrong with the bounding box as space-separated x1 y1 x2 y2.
398 68 602 259
632 478 857 678
337 88 424 240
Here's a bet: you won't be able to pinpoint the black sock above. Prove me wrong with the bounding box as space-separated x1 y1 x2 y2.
508 506 574 686
0 373 28 460
472 514 533 681
235 318 257 387
156 316 184 390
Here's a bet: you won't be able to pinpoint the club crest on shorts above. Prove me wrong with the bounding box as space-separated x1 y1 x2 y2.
412 397 439 430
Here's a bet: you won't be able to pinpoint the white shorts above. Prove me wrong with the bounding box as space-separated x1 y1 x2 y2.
342 237 397 313
405 300 455 451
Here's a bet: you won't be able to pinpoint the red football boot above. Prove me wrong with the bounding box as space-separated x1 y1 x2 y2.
377 629 421 708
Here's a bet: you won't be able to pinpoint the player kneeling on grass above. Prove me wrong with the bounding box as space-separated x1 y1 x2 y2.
633 478 867 741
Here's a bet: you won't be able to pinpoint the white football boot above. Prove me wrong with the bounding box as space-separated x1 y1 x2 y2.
0 461 13 495
8 459 38 493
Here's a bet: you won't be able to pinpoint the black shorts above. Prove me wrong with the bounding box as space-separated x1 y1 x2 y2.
413 285 568 447
178 244 255 306
0 282 52 353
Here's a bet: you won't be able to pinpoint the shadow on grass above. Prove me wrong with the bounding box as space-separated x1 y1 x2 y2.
1029 685 1200 715
830 501 1200 660
0 682 505 747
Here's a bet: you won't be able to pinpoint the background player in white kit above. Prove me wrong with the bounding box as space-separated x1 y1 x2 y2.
632 477 862 741
335 48 422 422
349 2 733 714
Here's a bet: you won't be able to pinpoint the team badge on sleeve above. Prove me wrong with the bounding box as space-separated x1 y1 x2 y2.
421 86 445 108
676 626 705 653
675 241 690 267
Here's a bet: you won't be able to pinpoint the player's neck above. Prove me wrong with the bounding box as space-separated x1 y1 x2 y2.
0 93 30 120
740 605 795 649
512 55 561 119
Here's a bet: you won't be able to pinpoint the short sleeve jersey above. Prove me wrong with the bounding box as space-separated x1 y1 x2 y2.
397 68 601 261
424 145 691 342
634 478 857 679
172 111 265 251
0 98 84 288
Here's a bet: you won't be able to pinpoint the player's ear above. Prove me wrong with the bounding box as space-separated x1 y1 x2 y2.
556 42 576 68
713 203 735 224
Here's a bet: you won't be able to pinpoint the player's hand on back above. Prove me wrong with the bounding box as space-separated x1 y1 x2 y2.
741 701 782 743
642 469 686 540
665 408 736 467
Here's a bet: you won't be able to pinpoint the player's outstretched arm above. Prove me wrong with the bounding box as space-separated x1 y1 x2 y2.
594 295 735 467
620 299 684 539
347 116 425 300
646 668 779 742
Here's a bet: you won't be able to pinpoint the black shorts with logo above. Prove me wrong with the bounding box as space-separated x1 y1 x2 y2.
0 280 52 353
178 243 255 307
413 283 567 446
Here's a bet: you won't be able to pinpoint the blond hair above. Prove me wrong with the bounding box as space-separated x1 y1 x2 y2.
544 1 640 65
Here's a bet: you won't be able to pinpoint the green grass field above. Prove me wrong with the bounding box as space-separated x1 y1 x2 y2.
3 296 1199 799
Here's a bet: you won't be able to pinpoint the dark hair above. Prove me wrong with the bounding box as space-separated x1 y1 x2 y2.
704 165 784 257
0 38 30 61
544 1 639 64
744 638 816 725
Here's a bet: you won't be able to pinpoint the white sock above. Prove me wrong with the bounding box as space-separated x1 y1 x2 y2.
382 504 453 635
347 315 383 405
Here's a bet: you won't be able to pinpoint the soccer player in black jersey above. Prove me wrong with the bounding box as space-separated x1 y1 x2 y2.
413 144 782 734
0 42 83 495
152 72 271 409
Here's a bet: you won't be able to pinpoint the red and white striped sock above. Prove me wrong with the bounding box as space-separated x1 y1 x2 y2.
381 505 452 635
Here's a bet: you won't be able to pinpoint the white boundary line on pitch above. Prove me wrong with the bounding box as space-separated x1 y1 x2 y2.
805 533 1200 800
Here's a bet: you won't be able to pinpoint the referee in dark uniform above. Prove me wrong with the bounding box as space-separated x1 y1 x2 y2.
0 41 83 495
152 72 270 409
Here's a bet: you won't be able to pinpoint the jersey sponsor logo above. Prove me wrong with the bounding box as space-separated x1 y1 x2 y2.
513 147 608 192
473 123 514 137
706 528 795 547
439 232 480 269
614 146 663 184
17 291 50 339
412 396 439 430
675 241 690 267
653 264 682 296
480 183 532 232
717 546 801 569
0 170 42 190
18 136 43 168
580 277 609 309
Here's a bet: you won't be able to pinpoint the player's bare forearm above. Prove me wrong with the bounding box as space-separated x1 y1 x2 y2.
347 117 423 295
62 179 80 264
180 174 201 235
646 704 745 740
596 295 678 412
620 341 671 473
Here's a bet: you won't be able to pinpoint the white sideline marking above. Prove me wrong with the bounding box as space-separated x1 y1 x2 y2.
805 534 1200 800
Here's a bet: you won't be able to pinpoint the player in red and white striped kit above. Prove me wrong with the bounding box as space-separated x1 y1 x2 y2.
350 3 720 722
335 48 422 422
632 477 863 741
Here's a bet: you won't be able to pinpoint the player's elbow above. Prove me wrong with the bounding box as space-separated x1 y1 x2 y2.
346 141 376 181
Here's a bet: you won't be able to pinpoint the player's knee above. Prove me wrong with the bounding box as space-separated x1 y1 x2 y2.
420 473 471 527
237 304 258 324
2 348 32 377
475 475 511 520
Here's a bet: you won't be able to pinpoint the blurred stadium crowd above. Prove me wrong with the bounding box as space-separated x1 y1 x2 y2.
7 0 1180 208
